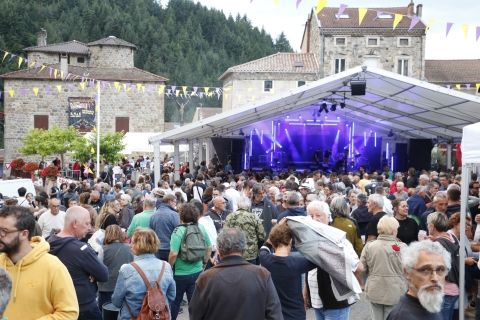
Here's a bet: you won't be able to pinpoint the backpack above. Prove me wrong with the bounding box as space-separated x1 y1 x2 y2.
126 261 170 320
179 223 207 262
435 236 460 285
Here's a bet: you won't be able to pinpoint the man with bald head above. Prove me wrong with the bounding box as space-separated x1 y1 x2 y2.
48 206 108 320
207 196 230 233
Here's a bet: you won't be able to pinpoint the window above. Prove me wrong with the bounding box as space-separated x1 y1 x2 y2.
297 80 306 87
397 37 411 47
366 37 379 47
335 58 346 74
397 58 409 76
263 80 273 92
378 13 393 19
34 115 48 130
334 37 346 46
115 117 129 133
335 14 350 19
77 57 85 63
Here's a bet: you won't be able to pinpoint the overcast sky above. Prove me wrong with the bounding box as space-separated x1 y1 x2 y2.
172 0 480 59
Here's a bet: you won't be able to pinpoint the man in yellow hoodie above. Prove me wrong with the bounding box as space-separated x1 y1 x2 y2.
0 206 79 320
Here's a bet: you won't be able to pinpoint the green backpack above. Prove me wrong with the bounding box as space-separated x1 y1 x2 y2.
179 223 207 262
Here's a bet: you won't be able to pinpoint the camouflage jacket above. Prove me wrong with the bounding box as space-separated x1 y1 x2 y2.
225 209 265 260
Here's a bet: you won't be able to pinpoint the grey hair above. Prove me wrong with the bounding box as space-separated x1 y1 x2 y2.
217 228 247 256
0 268 12 316
377 216 399 235
419 174 430 182
143 196 156 209
356 193 368 205
236 196 251 211
268 186 280 196
402 240 451 272
330 196 350 218
120 193 132 203
307 200 330 218
433 191 447 201
368 193 384 209
285 191 301 206
427 212 449 232
447 183 460 192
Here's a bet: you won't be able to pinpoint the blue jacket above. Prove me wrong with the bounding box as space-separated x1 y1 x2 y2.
149 204 180 251
277 207 307 221
407 194 427 218
112 254 176 320
48 234 108 310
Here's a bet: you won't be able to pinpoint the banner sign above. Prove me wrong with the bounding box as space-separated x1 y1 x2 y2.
68 97 96 132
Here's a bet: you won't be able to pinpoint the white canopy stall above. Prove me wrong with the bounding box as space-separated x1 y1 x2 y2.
460 123 480 319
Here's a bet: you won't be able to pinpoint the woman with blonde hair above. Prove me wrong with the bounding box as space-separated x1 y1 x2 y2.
97 225 133 310
360 216 407 320
112 228 176 320
96 199 121 230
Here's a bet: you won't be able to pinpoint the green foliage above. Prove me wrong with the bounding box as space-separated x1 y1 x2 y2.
274 32 293 52
0 0 291 122
19 128 51 160
71 131 125 164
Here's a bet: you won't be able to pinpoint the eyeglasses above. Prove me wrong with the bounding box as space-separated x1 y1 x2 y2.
413 266 448 277
0 228 20 238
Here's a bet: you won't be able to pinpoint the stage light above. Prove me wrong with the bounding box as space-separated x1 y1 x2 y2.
330 103 337 112
340 102 346 109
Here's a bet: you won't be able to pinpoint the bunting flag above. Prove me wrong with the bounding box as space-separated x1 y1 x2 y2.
158 84 165 94
358 8 367 25
8 89 14 97
296 0 302 9
337 4 347 17
56 85 62 92
80 82 86 91
408 16 420 31
477 27 480 41
426 18 436 32
182 85 188 94
2 51 8 63
393 14 403 30
39 65 46 73
455 84 461 90
476 83 480 91
462 24 469 39
446 22 454 37
29 60 36 68
204 87 210 94
17 56 23 68
315 0 327 14
53 69 58 79
32 87 39 96
175 89 180 97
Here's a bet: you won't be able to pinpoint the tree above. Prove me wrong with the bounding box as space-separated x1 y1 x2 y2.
274 32 293 52
47 126 79 169
71 131 125 164
19 128 52 161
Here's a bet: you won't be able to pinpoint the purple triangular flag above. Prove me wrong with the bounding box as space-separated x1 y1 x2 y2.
466 84 471 89
20 88 28 96
446 22 454 37
0 91 2 99
408 16 420 31
296 0 302 9
337 4 347 17
49 67 53 78
147 85 154 93
68 84 75 92
476 26 480 41
45 85 51 94
446 85 451 89
171 85 176 92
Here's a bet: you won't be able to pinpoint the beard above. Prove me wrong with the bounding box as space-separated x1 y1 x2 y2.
417 284 444 313
0 234 21 255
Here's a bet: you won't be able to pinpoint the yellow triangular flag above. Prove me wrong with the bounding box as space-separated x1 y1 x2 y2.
56 85 62 92
92 127 97 133
175 90 180 97
53 69 58 79
204 87 210 94
90 147 95 154
80 82 86 91
393 14 403 30
8 89 14 97
158 84 165 94
426 18 436 32
252 96 256 101
182 86 187 94
123 83 127 91
33 87 39 96
17 56 23 68
29 60 36 68
2 51 9 63
114 82 120 91
476 83 480 91
462 24 469 39
455 84 461 90
39 65 46 73
358 8 368 25
315 0 327 14
60 71 64 79
136 83 143 92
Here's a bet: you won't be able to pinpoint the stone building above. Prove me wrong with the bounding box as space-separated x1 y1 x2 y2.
1 30 167 162
300 1 426 79
220 52 320 111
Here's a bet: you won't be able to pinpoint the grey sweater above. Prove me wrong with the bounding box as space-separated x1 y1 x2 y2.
98 242 134 292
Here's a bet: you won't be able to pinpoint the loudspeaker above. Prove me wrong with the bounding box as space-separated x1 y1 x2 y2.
350 80 366 96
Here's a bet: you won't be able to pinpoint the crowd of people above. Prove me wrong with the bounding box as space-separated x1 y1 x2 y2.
0 158 479 320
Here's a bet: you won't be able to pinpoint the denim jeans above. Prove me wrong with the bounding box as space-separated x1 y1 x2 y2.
97 291 113 312
314 306 350 320
78 302 102 320
171 272 200 320
441 295 458 320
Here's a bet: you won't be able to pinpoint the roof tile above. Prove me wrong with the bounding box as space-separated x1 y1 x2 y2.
88 36 137 49
24 40 89 54
425 60 480 83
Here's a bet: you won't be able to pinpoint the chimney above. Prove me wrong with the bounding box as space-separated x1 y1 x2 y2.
60 53 68 78
36 28 47 46
416 4 423 17
407 1 415 16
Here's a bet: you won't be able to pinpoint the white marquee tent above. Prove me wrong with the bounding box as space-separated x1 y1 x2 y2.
148 66 480 183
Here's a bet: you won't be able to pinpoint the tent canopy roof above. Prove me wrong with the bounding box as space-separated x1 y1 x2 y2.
150 66 480 145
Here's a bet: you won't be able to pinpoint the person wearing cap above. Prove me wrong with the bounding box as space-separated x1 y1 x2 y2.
152 188 165 209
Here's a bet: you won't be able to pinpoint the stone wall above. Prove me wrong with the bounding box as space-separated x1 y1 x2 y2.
88 45 134 68
222 72 319 111
3 78 165 162
321 34 425 79
27 52 58 66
